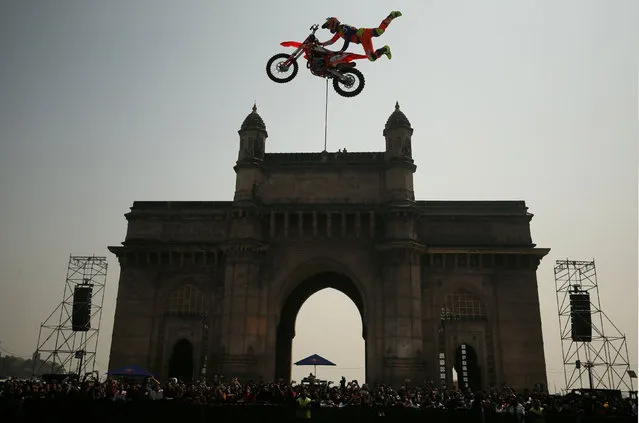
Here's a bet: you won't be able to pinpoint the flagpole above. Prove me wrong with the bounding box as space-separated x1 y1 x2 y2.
324 78 329 152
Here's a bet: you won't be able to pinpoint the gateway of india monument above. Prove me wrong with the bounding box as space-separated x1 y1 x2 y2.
108 103 550 390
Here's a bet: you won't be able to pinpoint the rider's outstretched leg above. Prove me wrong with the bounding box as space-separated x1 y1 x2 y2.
374 45 392 60
359 28 392 61
366 45 391 61
374 11 402 36
359 29 377 61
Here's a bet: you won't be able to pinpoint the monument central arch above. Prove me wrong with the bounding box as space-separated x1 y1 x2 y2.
274 270 367 381
108 103 551 390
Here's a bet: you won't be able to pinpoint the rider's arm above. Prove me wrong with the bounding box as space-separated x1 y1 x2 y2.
320 33 341 46
338 37 350 52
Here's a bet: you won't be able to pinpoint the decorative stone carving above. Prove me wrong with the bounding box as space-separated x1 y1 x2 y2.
107 104 550 390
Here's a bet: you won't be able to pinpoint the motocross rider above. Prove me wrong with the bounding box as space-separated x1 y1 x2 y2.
319 11 402 62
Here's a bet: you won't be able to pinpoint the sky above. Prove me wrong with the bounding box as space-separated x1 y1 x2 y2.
0 1 637 392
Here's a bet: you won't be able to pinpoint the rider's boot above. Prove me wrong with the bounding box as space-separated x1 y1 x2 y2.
379 45 392 60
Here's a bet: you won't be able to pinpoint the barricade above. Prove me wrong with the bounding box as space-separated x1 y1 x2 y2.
1 398 635 423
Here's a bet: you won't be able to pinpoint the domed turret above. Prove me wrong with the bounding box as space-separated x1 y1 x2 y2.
240 103 267 133
384 101 412 134
383 102 416 203
234 104 268 202
383 102 414 161
237 103 268 162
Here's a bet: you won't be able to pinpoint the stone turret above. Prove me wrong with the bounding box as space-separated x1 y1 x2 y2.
234 104 267 202
383 102 416 203
384 101 414 162
379 103 424 386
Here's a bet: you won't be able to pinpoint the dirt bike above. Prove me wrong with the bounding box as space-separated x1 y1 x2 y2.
266 24 368 98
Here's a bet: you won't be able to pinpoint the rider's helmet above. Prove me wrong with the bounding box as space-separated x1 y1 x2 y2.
322 17 340 33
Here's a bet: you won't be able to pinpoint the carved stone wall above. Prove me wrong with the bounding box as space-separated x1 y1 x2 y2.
417 201 534 247
258 153 385 204
109 200 548 389
108 106 549 390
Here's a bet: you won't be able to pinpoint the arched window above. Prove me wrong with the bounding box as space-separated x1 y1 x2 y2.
166 284 207 315
440 289 487 321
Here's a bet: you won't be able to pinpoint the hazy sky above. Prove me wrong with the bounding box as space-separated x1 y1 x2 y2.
0 1 637 392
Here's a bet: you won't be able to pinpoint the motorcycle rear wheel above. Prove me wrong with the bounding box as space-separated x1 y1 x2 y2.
332 68 365 98
266 53 299 83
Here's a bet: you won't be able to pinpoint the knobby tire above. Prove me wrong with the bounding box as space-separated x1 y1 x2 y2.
266 53 299 83
332 68 365 98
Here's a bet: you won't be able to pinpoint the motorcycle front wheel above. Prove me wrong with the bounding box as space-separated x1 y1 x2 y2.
266 53 299 83
333 68 365 98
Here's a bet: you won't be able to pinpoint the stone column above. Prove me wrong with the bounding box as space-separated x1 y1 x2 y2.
380 247 425 387
108 265 158 372
491 265 547 390
419 266 440 384
216 248 268 380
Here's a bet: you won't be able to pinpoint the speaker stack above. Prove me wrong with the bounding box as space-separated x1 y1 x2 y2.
72 285 93 331
569 290 592 342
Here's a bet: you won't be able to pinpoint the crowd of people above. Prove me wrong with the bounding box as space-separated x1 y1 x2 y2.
1 374 637 422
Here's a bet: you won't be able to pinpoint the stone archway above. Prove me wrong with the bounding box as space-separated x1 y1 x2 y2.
454 343 481 392
168 339 194 382
437 287 493 390
274 271 367 382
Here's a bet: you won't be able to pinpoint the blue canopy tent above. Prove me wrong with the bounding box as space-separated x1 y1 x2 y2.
294 354 336 379
106 365 155 378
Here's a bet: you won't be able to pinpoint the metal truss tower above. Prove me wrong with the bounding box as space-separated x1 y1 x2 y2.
33 255 108 377
554 259 634 392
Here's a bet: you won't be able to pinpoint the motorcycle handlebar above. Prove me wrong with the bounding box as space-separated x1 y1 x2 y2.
309 24 319 33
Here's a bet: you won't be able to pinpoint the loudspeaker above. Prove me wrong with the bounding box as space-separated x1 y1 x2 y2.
72 285 92 331
570 292 591 342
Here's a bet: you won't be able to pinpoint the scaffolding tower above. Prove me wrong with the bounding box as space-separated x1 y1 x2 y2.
33 255 108 377
554 259 634 392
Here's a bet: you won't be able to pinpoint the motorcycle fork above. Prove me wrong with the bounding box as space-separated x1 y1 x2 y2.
283 48 304 67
